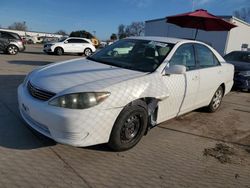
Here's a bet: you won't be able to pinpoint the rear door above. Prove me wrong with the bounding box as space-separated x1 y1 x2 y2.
194 44 223 106
74 39 89 52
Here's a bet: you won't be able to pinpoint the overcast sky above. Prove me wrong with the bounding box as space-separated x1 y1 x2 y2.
0 0 249 40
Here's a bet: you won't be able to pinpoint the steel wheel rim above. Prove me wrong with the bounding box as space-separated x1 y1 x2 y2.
212 89 222 109
120 114 141 143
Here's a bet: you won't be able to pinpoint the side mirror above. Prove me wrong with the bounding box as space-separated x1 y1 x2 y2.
64 40 68 44
164 65 186 75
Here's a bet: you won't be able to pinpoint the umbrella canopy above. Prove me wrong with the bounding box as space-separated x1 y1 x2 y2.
166 9 237 39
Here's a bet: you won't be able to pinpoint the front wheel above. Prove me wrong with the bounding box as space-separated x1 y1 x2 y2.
84 48 92 56
108 104 148 151
7 45 18 55
206 86 224 112
55 47 63 56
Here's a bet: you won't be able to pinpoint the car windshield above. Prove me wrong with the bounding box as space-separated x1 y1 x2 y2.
58 37 68 42
88 39 174 72
224 51 250 63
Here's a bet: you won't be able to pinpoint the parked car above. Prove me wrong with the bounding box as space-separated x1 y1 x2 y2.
18 37 234 151
224 51 250 91
43 37 96 56
0 31 25 55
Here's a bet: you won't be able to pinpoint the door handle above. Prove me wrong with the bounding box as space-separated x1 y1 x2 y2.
192 75 199 81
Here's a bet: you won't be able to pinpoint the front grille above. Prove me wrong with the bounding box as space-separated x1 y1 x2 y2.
27 81 56 101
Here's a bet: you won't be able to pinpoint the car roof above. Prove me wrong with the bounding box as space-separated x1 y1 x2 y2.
68 37 90 40
127 36 196 44
227 51 250 54
0 31 20 36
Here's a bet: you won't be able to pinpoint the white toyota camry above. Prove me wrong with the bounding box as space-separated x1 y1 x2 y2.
18 36 234 151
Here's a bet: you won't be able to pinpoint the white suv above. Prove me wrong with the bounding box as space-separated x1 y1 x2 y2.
43 37 96 56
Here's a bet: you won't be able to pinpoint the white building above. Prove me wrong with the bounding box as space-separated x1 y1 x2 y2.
145 16 250 55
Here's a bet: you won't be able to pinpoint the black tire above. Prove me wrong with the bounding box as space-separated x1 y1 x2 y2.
84 48 92 56
206 86 224 113
55 47 63 55
7 45 18 55
108 103 148 151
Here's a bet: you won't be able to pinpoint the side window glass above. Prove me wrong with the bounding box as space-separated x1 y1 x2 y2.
67 39 75 43
170 44 196 71
195 44 220 68
81 39 88 43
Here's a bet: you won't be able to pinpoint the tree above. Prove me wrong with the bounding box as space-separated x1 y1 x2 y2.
118 24 127 39
117 21 145 39
126 22 145 36
233 7 250 23
55 30 67 36
8 21 28 31
110 33 117 40
69 30 94 39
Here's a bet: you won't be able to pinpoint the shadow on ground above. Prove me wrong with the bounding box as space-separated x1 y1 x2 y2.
8 60 53 66
0 75 55 150
21 51 45 55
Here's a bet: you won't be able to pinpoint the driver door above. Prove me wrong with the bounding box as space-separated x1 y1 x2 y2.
158 43 199 121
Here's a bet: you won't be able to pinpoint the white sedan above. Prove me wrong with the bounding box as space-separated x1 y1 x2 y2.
18 36 234 151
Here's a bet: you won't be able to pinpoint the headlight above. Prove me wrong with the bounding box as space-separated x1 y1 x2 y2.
238 71 250 77
48 92 110 109
45 44 53 48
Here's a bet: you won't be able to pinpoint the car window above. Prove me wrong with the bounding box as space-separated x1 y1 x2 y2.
170 44 196 71
1 32 13 39
88 39 174 72
76 39 88 43
67 39 88 43
67 39 78 43
195 44 220 68
224 52 250 63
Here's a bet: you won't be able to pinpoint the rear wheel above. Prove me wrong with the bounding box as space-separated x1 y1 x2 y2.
84 48 92 56
7 45 18 55
55 47 63 55
108 104 148 151
206 86 224 112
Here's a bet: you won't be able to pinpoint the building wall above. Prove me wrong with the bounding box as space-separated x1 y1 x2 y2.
225 18 250 54
145 18 232 55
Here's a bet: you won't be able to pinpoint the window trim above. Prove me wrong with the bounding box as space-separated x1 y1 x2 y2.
194 43 221 69
169 43 199 71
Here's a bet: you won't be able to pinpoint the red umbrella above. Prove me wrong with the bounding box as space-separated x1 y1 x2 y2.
166 9 237 39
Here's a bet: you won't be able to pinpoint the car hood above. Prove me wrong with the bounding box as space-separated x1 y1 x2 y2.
29 58 146 94
227 61 250 72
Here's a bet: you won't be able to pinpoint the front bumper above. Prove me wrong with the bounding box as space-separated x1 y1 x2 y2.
234 76 250 89
19 45 25 52
43 47 52 53
18 83 121 147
